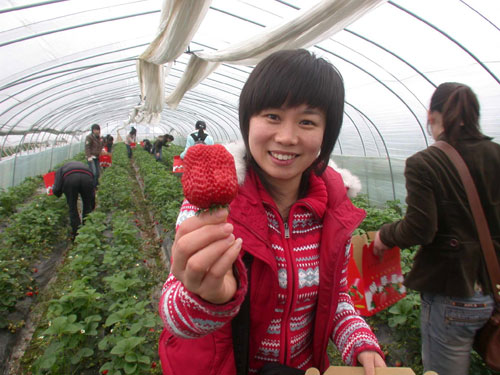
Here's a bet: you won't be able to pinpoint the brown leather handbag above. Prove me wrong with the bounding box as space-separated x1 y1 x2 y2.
433 141 500 371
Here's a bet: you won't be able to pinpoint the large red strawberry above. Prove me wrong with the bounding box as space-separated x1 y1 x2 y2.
181 144 238 210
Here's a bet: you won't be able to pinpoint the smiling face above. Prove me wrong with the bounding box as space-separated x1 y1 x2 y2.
248 103 326 192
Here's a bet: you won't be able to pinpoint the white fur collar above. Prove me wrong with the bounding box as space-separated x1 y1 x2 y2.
223 141 362 199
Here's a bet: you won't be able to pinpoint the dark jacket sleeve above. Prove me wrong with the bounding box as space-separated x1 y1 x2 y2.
84 135 91 159
52 167 64 198
380 154 438 249
154 140 162 152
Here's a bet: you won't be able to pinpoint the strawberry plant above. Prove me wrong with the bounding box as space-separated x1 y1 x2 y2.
3 195 67 254
351 194 404 234
0 194 67 328
0 176 42 220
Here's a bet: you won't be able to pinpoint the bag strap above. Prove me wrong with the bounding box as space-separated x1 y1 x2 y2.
191 132 207 142
432 141 500 304
232 253 253 375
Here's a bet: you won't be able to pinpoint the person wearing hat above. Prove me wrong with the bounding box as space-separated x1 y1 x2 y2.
125 127 137 159
180 120 214 159
85 123 104 188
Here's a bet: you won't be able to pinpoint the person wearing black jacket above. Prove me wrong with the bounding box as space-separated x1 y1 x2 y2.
143 139 153 153
53 161 95 240
154 134 174 161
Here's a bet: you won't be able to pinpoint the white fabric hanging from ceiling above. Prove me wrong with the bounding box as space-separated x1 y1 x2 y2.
133 0 213 122
136 0 386 120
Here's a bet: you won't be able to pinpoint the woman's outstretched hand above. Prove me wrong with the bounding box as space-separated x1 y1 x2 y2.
170 208 242 304
357 350 386 375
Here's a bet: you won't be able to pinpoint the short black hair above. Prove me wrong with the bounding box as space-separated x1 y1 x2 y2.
91 124 100 131
195 121 206 130
239 49 345 178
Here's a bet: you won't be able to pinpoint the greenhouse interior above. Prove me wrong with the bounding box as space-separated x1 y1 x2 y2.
1 0 499 374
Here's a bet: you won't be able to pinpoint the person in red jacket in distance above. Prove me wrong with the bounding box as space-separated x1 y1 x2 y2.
159 49 386 375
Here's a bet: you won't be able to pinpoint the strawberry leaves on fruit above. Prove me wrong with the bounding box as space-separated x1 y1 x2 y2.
181 144 238 213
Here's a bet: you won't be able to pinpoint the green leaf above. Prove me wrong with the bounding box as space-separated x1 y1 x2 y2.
78 347 94 357
43 316 83 335
142 316 156 327
110 336 146 356
39 354 57 370
85 314 102 323
71 354 81 365
388 315 407 328
129 322 142 335
99 362 113 373
125 352 138 363
105 312 122 327
138 355 150 364
124 362 137 374
98 336 110 350
38 342 63 369
66 323 84 334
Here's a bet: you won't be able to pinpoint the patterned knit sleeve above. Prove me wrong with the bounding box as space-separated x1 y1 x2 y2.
330 240 383 365
158 200 248 339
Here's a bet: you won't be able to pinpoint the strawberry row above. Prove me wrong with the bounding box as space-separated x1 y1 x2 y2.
0 187 71 330
20 144 165 374
132 146 184 233
0 153 90 331
0 175 43 222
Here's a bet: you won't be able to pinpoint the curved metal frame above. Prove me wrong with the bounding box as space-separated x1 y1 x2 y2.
2 0 500 191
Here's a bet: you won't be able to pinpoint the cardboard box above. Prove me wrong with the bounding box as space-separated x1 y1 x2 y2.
322 366 416 374
346 232 406 316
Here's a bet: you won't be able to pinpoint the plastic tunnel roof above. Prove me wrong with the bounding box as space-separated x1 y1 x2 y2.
1 0 499 161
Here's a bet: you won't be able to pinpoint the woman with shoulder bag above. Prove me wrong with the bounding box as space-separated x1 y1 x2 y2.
374 82 500 375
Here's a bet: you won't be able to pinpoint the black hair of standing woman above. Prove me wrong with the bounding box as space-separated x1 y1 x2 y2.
429 82 486 147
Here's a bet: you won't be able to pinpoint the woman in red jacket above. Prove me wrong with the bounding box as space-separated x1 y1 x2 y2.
159 49 385 375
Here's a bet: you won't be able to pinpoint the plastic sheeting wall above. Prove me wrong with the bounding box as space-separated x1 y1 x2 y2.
333 155 406 207
0 142 84 191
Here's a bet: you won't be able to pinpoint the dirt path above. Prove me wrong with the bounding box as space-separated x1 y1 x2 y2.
3 240 69 375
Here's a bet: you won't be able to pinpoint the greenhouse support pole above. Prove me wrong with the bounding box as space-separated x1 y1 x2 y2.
68 139 72 159
11 151 18 188
68 134 73 160
49 135 58 172
11 134 27 188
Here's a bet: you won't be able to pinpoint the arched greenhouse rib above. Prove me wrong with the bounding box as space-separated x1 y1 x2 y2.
1 0 499 198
